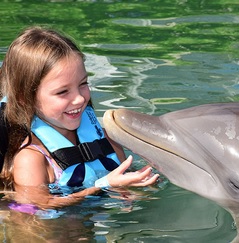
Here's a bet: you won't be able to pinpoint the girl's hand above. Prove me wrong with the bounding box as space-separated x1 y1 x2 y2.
107 155 159 187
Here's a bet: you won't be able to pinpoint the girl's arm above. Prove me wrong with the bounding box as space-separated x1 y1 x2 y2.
12 144 159 209
13 147 101 208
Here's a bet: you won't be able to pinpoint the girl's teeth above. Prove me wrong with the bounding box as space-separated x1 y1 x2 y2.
67 109 81 114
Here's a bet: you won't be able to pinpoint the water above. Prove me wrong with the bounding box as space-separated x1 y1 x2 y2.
0 0 238 242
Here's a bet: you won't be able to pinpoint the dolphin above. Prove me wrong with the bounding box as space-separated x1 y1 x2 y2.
103 103 239 242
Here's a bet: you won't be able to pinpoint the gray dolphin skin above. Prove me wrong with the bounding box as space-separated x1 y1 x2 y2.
103 103 239 242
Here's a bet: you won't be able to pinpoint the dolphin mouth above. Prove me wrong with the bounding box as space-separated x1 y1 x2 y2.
110 110 189 160
103 109 218 197
106 109 204 166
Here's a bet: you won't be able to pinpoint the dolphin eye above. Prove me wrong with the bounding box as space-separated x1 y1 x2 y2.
229 179 239 191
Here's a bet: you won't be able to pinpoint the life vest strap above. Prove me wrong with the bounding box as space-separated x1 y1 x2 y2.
51 138 115 170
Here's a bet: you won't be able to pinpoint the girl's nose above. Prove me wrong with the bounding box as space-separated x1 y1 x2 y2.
72 91 85 105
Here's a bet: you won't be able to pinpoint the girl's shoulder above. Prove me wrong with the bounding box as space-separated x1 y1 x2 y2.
14 141 49 171
21 134 50 155
13 136 52 186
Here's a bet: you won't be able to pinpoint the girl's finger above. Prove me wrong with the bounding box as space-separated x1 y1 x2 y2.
131 174 160 187
135 166 153 181
114 155 133 174
137 165 151 173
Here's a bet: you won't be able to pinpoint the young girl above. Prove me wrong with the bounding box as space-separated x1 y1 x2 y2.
0 26 159 209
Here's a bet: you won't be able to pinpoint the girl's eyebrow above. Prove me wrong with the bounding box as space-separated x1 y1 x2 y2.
80 74 88 82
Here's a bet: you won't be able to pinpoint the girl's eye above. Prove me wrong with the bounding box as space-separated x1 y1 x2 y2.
56 89 68 95
79 81 89 88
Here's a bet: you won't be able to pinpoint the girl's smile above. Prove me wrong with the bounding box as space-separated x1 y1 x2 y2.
65 108 82 118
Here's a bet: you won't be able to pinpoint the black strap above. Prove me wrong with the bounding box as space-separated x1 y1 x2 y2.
51 138 115 170
66 157 119 187
66 163 85 187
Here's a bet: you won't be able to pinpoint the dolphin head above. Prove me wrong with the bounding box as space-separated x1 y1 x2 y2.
103 103 239 212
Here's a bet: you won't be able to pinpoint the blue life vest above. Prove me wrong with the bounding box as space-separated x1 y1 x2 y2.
31 106 120 188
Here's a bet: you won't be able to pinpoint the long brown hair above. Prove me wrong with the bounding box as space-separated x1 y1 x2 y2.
0 26 86 188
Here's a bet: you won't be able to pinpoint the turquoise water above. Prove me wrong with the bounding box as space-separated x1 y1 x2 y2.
0 0 238 242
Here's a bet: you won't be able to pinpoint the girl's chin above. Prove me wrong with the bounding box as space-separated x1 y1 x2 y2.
54 122 81 133
65 123 81 131
69 121 81 130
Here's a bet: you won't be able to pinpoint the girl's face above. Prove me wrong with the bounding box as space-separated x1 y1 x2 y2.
35 53 90 137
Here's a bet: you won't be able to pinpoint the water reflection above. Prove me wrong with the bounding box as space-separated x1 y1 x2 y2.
1 207 96 242
0 184 235 243
87 50 239 117
99 185 236 243
113 14 239 27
